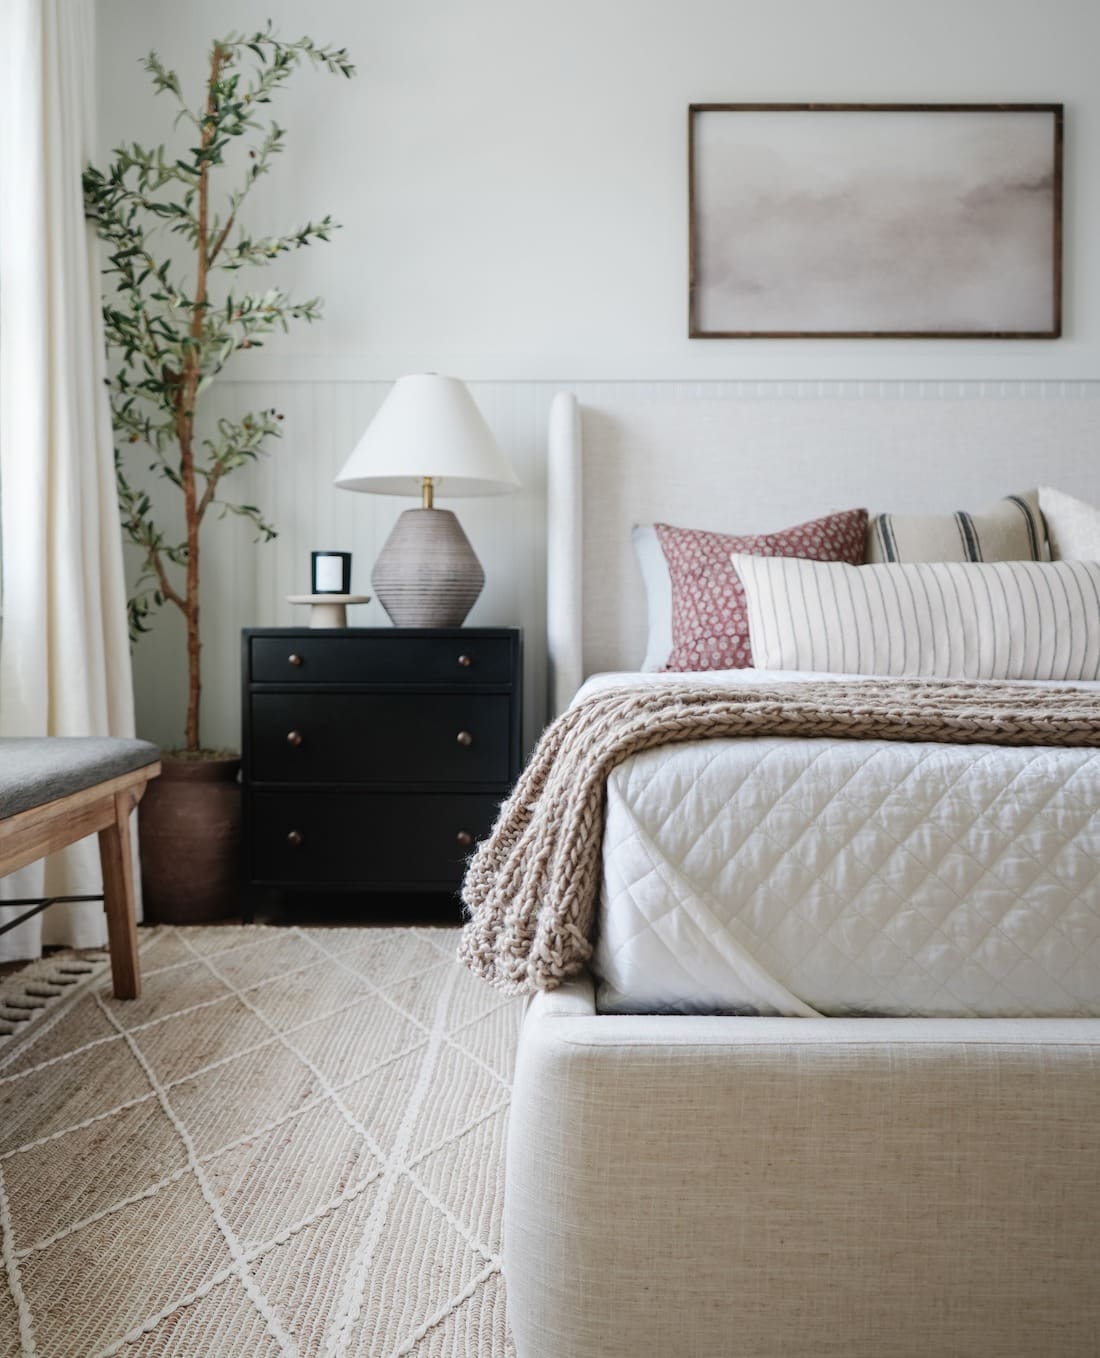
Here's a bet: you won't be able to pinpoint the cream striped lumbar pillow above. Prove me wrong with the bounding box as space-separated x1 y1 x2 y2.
867 489 1047 563
733 555 1100 681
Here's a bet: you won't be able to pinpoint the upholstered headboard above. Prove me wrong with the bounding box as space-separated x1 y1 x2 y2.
546 388 1100 714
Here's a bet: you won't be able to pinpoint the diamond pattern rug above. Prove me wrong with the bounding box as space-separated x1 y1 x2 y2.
0 925 523 1357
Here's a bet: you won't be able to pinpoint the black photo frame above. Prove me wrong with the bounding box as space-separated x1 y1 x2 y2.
311 551 353 595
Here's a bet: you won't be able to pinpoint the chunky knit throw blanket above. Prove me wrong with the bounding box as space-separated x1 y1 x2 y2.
458 679 1100 993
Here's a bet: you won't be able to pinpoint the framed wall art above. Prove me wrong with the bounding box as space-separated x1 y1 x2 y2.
688 103 1063 339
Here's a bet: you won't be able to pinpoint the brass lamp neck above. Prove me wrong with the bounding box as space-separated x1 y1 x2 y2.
420 476 435 510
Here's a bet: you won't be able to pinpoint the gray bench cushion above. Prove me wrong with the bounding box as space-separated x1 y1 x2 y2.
0 738 160 820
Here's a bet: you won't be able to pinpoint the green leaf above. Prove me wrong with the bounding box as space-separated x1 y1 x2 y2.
88 23 350 693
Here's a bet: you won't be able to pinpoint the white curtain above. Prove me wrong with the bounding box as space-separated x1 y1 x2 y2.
0 0 138 959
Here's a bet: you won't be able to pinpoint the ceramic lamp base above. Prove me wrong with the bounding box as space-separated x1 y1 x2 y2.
371 507 485 627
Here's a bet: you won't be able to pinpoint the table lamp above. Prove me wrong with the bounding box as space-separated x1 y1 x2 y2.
334 374 520 627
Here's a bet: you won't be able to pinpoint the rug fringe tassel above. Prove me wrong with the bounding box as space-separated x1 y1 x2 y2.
0 950 110 1044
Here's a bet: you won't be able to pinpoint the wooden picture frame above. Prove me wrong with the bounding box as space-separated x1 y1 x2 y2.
688 103 1063 339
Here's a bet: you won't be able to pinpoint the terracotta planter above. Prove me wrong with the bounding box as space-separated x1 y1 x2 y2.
139 754 242 924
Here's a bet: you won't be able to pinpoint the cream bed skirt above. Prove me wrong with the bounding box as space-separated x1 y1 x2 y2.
504 977 1100 1358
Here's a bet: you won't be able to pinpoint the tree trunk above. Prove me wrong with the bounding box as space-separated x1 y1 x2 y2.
184 559 201 751
178 42 226 753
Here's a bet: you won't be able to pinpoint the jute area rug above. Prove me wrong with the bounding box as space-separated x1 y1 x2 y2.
0 925 524 1357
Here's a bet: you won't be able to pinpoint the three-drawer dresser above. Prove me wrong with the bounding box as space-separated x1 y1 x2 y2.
240 627 522 913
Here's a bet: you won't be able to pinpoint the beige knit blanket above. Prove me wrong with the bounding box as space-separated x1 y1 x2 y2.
459 679 1100 993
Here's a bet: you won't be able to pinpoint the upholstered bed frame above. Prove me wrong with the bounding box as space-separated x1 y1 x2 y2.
506 390 1100 1358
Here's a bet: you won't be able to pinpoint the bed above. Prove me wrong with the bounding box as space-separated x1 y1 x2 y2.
501 391 1100 1358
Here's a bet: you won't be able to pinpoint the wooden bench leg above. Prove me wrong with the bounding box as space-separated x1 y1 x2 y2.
98 790 141 1000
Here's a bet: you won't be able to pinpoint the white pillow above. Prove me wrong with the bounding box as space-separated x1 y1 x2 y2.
631 523 673 671
1040 487 1100 560
734 554 1100 682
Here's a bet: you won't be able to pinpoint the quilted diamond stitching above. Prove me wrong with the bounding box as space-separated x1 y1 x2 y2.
596 739 1100 1017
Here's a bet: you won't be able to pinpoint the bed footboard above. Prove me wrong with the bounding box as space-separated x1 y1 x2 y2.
504 979 1100 1358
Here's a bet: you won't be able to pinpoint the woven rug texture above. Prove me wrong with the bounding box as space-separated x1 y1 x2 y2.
0 925 523 1357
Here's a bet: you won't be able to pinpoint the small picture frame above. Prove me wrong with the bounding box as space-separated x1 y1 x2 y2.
311 551 352 595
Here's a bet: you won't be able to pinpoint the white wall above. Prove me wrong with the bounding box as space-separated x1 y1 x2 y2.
98 0 1099 382
93 0 1100 750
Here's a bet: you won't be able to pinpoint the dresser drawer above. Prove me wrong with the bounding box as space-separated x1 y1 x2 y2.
250 692 512 784
250 634 512 686
251 791 500 886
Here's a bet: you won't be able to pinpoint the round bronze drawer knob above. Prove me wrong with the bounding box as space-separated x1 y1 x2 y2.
457 654 472 668
286 730 303 747
288 653 303 667
456 730 473 747
287 830 303 847
456 830 474 848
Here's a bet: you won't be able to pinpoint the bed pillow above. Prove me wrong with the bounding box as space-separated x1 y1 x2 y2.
867 490 1046 563
637 509 868 673
1040 486 1100 560
734 555 1100 681
632 523 675 671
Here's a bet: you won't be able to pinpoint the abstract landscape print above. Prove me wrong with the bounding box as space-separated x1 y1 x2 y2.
689 104 1062 339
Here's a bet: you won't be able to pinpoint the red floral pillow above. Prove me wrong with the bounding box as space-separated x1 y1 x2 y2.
655 509 868 671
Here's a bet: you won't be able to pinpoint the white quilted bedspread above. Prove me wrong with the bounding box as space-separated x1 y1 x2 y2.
588 673 1100 1017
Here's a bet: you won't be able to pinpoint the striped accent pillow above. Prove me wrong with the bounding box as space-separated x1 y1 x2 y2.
733 556 1100 681
868 490 1047 563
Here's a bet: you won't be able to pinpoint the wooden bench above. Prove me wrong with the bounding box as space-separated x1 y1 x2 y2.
0 739 161 999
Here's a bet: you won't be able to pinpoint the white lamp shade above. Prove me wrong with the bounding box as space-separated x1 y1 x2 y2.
334 373 520 497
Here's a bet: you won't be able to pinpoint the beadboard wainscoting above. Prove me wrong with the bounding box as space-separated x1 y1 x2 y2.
129 379 1100 757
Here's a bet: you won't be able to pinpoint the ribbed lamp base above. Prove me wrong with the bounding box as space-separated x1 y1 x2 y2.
371 508 486 627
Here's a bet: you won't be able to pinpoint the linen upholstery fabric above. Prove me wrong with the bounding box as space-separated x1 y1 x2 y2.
504 977 1100 1358
0 738 160 819
648 508 867 672
867 488 1046 562
736 556 1100 681
548 392 1100 715
1040 485 1100 559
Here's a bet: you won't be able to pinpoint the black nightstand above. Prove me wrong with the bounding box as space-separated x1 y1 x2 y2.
240 627 522 913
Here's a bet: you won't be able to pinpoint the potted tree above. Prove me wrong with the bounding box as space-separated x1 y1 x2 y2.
84 25 354 921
